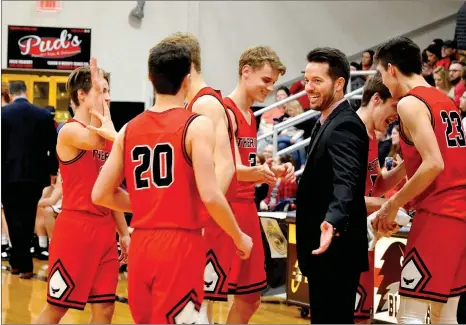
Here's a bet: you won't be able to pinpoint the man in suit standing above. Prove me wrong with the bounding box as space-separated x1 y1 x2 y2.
296 48 369 324
1 81 58 279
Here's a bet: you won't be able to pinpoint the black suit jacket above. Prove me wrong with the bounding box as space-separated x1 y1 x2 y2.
296 100 369 277
1 98 58 186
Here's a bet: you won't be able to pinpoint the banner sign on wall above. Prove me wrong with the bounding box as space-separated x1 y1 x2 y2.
7 25 91 70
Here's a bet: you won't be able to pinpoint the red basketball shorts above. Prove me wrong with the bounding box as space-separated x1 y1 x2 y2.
398 211 466 303
228 200 267 295
47 211 119 310
128 228 205 324
355 250 374 319
203 217 235 301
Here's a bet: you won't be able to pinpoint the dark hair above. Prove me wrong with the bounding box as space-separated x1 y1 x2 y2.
66 67 110 107
375 36 422 76
8 81 27 96
426 44 442 60
350 61 362 70
148 42 191 95
432 38 444 47
276 85 290 97
443 40 456 49
306 47 350 94
361 71 392 107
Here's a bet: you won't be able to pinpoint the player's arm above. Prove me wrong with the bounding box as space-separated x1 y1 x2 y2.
92 125 132 213
191 97 235 194
38 185 62 207
227 110 276 184
111 210 130 237
187 116 250 254
371 161 406 197
387 96 444 209
365 197 388 213
58 121 106 151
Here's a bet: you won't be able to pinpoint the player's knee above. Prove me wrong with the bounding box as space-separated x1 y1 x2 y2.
234 294 261 317
91 302 115 322
43 303 67 322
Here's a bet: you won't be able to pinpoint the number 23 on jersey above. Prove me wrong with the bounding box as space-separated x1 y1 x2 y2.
132 143 174 190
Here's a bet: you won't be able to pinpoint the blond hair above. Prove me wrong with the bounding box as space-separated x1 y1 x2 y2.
285 100 303 115
159 32 201 73
238 46 286 76
433 66 452 92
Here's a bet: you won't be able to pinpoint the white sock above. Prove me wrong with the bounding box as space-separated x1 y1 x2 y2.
1 234 8 246
38 236 48 248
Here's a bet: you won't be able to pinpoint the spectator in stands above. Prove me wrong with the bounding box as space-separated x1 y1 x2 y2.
349 62 365 109
2 82 10 106
459 89 466 129
426 43 443 68
360 50 375 71
275 100 306 169
433 66 453 95
441 40 458 65
259 155 297 211
262 144 273 160
1 81 58 279
254 154 269 210
421 49 435 86
257 86 289 151
289 77 310 110
381 126 406 200
450 61 466 106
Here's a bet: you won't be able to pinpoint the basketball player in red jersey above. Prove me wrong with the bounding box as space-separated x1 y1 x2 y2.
36 60 130 324
91 42 253 324
374 36 466 324
354 72 405 323
224 46 295 324
158 33 276 324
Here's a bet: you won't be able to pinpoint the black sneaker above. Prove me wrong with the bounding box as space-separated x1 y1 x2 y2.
36 247 49 261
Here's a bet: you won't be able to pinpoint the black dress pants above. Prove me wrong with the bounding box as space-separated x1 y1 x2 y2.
2 182 44 273
308 267 361 324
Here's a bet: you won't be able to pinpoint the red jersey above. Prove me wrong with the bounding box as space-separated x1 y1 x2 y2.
186 87 237 201
58 119 112 217
399 86 466 220
366 134 380 197
123 108 208 230
224 97 257 201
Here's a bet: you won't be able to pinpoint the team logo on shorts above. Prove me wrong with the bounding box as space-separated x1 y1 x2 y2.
166 290 201 324
400 248 431 292
48 259 75 301
204 250 227 294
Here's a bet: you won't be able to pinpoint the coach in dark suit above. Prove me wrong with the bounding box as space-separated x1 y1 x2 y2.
296 48 369 324
1 81 58 278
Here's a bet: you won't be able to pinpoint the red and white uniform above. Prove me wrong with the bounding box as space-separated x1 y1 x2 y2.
186 87 238 301
398 86 466 302
47 119 118 310
355 134 379 319
124 109 206 324
224 97 267 295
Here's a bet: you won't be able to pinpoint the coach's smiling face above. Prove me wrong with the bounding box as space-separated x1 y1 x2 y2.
304 62 344 112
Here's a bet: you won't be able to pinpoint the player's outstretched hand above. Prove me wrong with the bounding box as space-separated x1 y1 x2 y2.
234 232 253 260
119 235 131 265
90 57 106 94
86 99 117 141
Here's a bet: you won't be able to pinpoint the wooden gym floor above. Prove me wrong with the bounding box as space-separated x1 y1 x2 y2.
1 260 309 324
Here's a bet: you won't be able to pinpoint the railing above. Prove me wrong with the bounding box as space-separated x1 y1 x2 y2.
253 70 377 176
